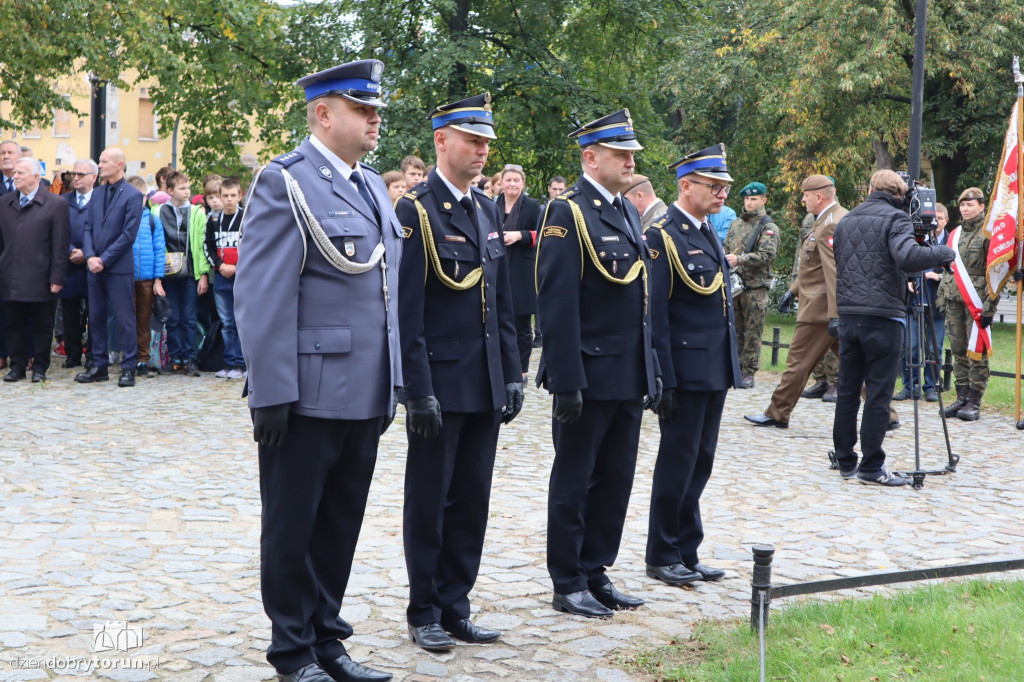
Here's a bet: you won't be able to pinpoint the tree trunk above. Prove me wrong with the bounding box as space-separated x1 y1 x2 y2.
872 138 895 170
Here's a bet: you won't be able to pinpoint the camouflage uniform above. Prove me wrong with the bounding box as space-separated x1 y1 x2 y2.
724 207 779 376
937 214 997 394
790 212 838 385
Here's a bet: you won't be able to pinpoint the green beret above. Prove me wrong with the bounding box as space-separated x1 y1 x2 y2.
740 182 767 197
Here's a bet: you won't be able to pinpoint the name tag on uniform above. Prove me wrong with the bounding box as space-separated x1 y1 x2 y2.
688 249 704 256
601 235 620 243
444 234 466 243
328 210 355 217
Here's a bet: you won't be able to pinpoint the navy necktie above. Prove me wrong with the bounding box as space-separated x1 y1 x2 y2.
350 171 380 224
459 196 480 235
78 194 85 209
700 220 716 245
5 178 12 193
613 196 637 244
19 196 29 208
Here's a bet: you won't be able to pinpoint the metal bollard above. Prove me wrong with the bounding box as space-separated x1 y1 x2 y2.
771 327 781 367
750 545 775 632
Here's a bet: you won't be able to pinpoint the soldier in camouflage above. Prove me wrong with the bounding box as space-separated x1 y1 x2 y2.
937 188 998 421
790 211 839 400
724 182 778 388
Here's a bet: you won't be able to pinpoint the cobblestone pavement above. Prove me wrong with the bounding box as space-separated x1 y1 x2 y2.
1 355 1022 681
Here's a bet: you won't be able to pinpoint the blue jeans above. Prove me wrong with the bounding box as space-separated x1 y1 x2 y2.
902 313 945 391
213 274 244 368
164 276 198 362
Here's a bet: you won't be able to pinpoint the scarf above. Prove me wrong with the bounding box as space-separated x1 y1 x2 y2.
499 192 524 235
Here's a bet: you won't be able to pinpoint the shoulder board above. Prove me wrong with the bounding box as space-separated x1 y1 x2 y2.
558 187 580 200
650 216 669 230
359 162 379 175
406 181 431 199
470 186 489 200
271 151 304 168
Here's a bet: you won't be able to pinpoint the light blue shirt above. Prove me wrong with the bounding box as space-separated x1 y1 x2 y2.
18 187 39 205
709 205 737 242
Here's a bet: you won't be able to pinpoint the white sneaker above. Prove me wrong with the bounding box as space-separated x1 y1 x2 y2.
227 368 245 380
215 368 231 378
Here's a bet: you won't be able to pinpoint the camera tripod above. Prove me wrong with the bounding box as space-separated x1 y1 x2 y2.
828 274 959 489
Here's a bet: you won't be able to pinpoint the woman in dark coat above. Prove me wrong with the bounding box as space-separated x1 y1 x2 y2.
496 164 541 378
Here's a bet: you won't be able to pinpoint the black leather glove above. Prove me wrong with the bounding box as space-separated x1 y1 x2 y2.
553 390 583 424
979 315 993 329
381 390 398 435
502 382 524 424
778 291 795 314
644 376 663 412
656 388 677 421
252 403 291 448
828 317 839 338
1014 270 1024 283
407 395 443 438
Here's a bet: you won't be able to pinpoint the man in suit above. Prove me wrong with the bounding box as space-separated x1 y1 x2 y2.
535 109 661 619
644 145 742 587
0 158 70 382
76 147 142 387
0 139 20 369
60 159 98 369
395 93 522 653
624 174 668 230
745 175 845 428
234 59 400 682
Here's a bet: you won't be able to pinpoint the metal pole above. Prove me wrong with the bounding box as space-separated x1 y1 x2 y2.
771 327 780 367
1012 57 1024 424
172 116 181 169
89 76 107 163
750 545 775 632
906 0 928 181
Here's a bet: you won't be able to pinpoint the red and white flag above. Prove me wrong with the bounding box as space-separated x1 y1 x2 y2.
985 104 1021 298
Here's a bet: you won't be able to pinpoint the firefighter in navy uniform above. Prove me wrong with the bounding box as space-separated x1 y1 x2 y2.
535 109 662 619
394 93 523 653
643 145 742 588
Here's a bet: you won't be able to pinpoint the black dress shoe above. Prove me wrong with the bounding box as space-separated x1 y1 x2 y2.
279 662 336 682
801 381 829 399
744 413 788 429
31 371 46 383
63 358 82 368
685 562 726 581
552 590 613 618
408 623 455 652
645 563 701 586
590 582 644 610
442 618 501 643
75 366 109 383
319 653 392 682
3 369 25 382
118 369 136 387
887 419 901 431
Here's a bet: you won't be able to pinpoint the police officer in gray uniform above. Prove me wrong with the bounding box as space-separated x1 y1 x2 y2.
234 60 401 682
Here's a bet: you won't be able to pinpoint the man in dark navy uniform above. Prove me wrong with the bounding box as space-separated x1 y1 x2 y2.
395 93 522 652
234 60 401 682
644 145 742 588
535 109 661 619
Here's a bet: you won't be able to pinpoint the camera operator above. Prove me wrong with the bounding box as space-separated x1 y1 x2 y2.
832 170 954 486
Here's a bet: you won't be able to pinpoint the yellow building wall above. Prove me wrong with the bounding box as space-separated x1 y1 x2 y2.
1 70 263 187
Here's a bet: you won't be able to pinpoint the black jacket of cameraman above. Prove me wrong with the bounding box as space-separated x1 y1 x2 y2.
834 191 955 320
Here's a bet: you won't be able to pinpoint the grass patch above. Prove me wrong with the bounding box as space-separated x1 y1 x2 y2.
759 314 1024 413
618 579 1024 681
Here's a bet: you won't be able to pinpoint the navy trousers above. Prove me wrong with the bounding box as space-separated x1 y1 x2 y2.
87 272 137 371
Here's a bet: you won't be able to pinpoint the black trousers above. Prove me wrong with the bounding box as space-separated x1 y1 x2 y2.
833 315 903 475
259 414 383 675
547 398 643 594
87 272 137 371
646 389 727 567
5 300 57 374
61 296 89 364
514 313 533 375
404 410 502 627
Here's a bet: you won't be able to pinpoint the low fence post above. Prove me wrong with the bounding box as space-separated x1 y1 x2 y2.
750 544 775 632
943 348 952 392
771 327 781 367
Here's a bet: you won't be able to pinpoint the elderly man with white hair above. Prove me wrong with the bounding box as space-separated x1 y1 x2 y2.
0 157 70 382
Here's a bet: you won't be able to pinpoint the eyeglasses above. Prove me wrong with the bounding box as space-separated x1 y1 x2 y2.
70 172 95 178
688 178 732 197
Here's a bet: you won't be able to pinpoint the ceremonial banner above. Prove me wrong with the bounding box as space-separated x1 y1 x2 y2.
985 104 1021 298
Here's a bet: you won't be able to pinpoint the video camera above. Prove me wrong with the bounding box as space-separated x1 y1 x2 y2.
897 171 938 243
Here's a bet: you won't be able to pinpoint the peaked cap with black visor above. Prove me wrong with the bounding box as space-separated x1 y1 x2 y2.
296 59 387 108
569 109 643 151
429 93 497 140
668 143 733 182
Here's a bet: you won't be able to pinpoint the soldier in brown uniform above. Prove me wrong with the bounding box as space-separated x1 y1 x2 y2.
745 175 844 428
723 182 778 388
937 187 997 421
788 210 840 400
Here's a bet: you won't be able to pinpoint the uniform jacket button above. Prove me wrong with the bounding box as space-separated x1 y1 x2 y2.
315 343 321 350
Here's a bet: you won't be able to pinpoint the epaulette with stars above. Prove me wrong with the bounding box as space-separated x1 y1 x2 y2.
403 181 431 201
556 187 580 201
271 150 304 168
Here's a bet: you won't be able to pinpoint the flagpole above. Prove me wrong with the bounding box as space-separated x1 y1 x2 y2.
1014 56 1024 427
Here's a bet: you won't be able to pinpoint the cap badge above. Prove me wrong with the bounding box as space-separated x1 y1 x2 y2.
371 61 384 82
